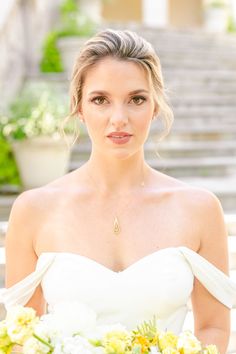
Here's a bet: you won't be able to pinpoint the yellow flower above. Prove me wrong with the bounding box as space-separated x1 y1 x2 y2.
177 331 202 354
0 321 11 348
0 348 12 354
6 306 39 345
158 331 178 351
203 344 220 354
132 334 150 353
102 330 132 354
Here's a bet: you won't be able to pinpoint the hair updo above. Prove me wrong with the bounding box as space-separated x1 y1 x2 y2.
61 28 174 148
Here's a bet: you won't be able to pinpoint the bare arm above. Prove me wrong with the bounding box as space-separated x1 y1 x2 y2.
5 190 46 316
190 190 230 354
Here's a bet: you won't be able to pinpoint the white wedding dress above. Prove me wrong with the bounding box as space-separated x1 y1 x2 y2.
1 246 236 334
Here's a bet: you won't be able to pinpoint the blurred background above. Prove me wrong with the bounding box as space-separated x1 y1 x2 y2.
0 0 236 352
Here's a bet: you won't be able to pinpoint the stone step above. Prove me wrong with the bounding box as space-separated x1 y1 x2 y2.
225 214 236 236
0 195 16 222
72 140 236 159
26 73 236 97
154 47 236 59
164 69 236 81
162 59 236 70
153 126 236 141
0 222 7 246
146 140 236 158
70 156 236 178
179 177 236 214
99 23 236 48
172 105 236 114
168 84 236 96
171 95 236 106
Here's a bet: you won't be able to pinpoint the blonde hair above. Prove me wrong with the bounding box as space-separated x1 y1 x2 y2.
60 28 174 149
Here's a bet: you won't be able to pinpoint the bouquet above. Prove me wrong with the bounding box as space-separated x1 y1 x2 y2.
0 302 220 354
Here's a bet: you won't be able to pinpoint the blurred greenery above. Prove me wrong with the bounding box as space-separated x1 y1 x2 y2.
227 15 236 32
208 0 227 7
40 32 64 73
0 84 73 141
60 0 78 15
40 0 96 73
0 135 21 187
0 82 77 188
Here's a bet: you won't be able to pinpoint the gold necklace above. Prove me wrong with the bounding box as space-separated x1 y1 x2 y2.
85 166 146 236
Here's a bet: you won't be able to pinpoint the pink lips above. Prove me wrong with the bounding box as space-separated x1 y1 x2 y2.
107 132 132 145
107 132 132 137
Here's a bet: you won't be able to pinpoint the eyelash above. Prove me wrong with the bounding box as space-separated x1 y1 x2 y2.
90 95 147 105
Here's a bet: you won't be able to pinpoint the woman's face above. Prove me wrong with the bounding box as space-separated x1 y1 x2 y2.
79 57 157 159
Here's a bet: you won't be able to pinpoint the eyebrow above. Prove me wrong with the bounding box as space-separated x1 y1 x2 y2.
88 89 149 96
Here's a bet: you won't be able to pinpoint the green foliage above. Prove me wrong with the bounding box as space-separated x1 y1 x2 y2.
133 316 159 339
0 136 21 187
39 0 96 73
60 0 79 17
208 0 227 8
40 32 64 73
227 15 236 32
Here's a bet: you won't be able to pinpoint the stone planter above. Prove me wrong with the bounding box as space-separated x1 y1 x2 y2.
204 7 229 32
57 36 89 77
11 136 72 190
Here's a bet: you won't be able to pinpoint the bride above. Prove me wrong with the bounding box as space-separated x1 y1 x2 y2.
2 29 236 354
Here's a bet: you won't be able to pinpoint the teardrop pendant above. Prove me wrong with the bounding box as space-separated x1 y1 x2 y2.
113 216 121 236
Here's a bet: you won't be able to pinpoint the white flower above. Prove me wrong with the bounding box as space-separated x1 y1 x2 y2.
89 323 128 341
177 330 202 354
33 321 59 347
23 336 51 354
150 346 161 354
6 306 38 345
53 336 104 354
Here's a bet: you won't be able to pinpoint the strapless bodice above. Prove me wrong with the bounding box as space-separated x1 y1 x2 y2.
1 246 236 334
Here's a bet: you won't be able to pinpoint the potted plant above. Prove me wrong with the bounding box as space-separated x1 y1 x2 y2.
40 0 96 76
0 84 77 190
204 0 229 32
0 135 20 192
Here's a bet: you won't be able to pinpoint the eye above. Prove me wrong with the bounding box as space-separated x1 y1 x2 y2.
131 96 147 105
91 96 107 105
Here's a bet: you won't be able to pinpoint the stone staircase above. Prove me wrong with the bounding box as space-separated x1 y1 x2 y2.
0 25 236 352
0 25 236 224
63 25 236 214
0 216 235 353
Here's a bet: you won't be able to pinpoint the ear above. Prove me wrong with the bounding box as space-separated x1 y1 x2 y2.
152 105 159 120
78 105 85 123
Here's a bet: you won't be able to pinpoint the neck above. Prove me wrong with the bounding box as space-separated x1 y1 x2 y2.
81 149 151 197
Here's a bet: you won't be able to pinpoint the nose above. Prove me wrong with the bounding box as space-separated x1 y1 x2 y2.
110 105 128 128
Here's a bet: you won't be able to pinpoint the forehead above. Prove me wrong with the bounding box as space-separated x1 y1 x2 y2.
82 57 150 93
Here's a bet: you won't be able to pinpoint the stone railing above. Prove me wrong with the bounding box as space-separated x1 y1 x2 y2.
0 0 62 110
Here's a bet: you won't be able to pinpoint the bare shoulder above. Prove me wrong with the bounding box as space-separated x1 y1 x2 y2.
156 172 227 250
170 178 225 231
159 172 223 215
170 180 228 268
6 187 49 255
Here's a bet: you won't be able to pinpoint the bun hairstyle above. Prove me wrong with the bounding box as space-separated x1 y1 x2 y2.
60 28 174 149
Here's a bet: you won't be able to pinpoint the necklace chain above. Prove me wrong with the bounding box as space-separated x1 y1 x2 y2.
85 165 146 236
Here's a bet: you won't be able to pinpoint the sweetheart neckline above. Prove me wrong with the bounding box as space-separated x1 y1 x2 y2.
37 246 195 274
